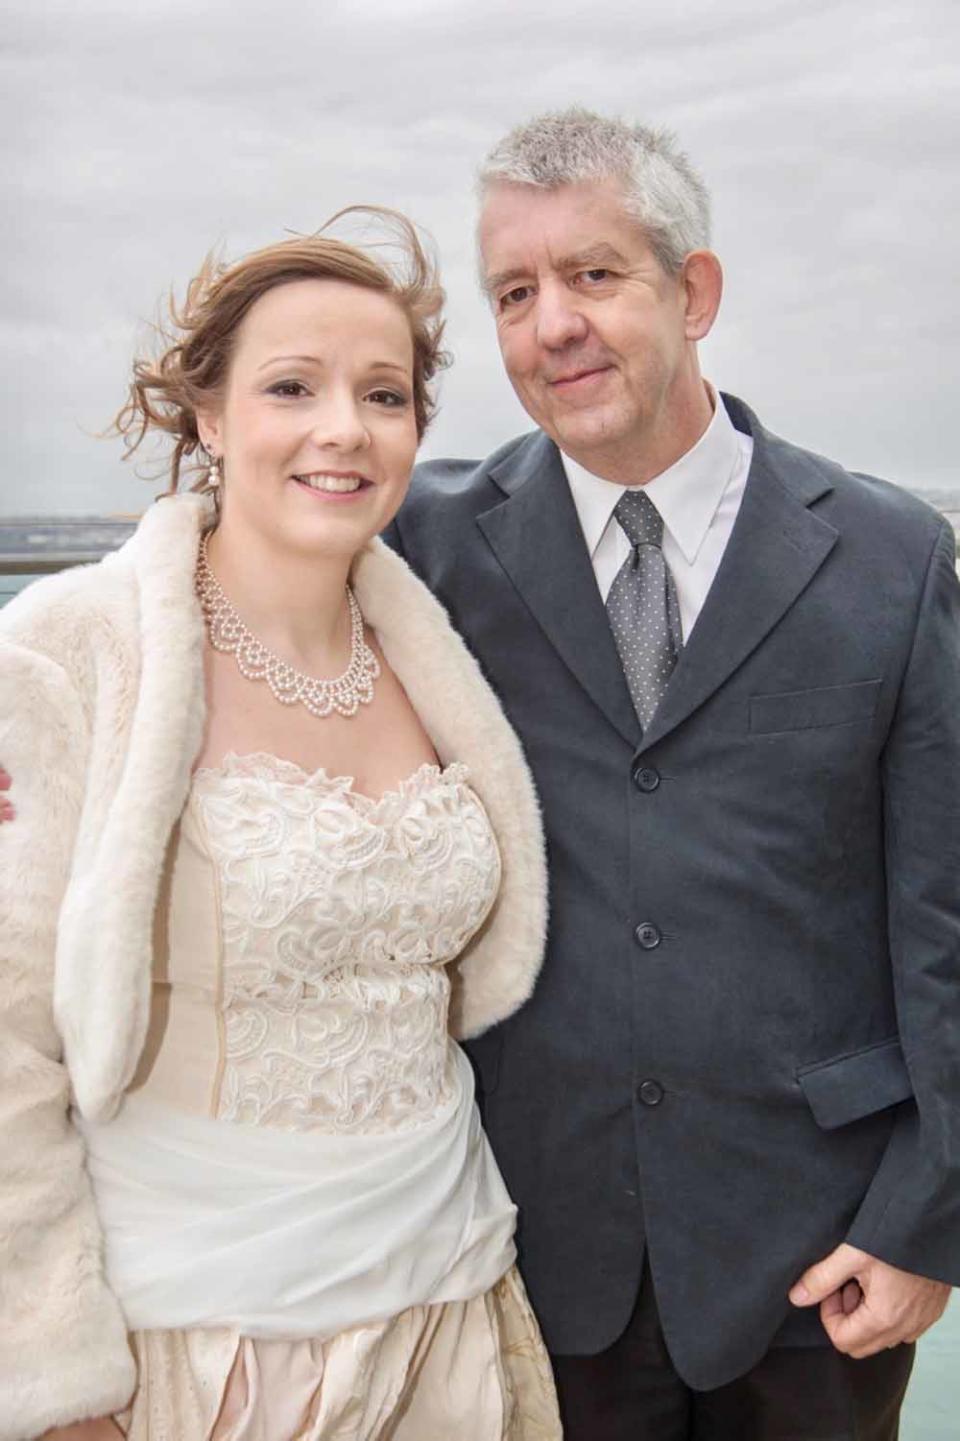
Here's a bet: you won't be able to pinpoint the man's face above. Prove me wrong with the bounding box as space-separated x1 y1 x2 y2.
479 178 695 474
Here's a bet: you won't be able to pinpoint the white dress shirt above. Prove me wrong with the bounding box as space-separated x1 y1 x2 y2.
562 388 754 642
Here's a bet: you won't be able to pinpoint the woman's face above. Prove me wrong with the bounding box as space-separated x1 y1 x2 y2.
200 277 419 561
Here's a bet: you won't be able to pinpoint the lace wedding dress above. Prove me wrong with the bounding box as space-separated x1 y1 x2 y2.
89 754 560 1440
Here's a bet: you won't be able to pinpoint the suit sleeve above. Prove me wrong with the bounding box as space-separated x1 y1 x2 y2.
0 645 135 1439
846 520 960 1283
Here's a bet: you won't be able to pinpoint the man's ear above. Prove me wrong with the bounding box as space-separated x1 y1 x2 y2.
682 250 723 342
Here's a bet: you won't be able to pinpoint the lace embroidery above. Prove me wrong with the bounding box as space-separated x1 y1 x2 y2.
189 754 501 1134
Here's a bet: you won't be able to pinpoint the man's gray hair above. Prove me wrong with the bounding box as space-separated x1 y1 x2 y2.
478 108 711 274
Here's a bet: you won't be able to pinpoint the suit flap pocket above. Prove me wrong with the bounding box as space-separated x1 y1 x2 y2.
797 1037 913 1129
749 680 882 735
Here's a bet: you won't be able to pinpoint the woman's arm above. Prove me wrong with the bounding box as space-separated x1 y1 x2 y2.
0 646 134 1441
39 1421 123 1439
0 765 13 822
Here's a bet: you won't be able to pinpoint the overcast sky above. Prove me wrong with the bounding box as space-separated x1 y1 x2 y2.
3 0 958 516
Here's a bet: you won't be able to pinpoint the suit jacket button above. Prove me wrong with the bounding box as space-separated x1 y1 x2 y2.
638 1080 664 1107
633 765 660 792
634 922 662 949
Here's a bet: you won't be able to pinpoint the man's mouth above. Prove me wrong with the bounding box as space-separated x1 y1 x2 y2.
548 365 613 389
292 472 372 495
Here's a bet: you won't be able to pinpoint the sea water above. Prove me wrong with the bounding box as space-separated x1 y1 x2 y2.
902 1295 957 1439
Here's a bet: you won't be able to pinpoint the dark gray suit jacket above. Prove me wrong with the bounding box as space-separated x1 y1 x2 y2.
384 394 960 1389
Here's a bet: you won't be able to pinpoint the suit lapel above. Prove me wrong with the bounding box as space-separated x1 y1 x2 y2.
474 410 839 756
638 419 839 753
477 433 640 747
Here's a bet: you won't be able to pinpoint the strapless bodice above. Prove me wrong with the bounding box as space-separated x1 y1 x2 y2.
132 753 501 1134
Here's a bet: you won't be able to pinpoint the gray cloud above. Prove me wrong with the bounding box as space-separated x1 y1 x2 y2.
3 0 958 514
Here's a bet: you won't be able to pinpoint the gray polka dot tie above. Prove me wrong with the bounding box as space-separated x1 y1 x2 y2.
606 489 683 729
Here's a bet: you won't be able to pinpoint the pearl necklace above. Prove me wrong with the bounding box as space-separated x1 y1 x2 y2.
195 532 380 719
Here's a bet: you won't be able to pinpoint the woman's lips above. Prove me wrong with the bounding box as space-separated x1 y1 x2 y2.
292 473 373 503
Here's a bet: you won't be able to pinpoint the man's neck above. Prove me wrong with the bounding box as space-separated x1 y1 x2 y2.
562 379 715 487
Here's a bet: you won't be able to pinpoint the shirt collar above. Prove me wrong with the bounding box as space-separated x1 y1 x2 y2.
562 385 742 565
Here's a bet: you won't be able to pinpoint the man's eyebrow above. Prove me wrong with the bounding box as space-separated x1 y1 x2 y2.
482 266 529 299
557 243 630 271
483 244 630 297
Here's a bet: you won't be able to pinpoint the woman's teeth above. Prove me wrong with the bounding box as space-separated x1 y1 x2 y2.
296 474 364 493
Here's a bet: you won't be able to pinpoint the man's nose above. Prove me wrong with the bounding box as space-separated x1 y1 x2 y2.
534 283 589 350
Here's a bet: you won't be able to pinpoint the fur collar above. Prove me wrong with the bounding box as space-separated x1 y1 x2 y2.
59 494 547 1120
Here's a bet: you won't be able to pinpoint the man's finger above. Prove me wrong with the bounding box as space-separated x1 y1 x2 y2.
790 1244 862 1306
820 1306 899 1358
0 767 11 790
841 1280 862 1315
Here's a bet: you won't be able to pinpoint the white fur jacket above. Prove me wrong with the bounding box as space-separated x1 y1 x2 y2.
0 492 547 1439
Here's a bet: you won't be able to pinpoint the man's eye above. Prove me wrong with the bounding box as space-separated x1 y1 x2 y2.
579 268 610 283
268 380 308 398
500 286 532 309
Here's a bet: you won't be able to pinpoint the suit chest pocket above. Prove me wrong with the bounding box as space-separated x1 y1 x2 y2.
748 679 882 736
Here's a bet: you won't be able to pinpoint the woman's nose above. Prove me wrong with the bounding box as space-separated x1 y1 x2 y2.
310 395 371 451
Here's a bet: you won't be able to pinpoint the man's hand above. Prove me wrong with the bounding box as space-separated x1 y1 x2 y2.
789 1243 950 1358
0 765 13 822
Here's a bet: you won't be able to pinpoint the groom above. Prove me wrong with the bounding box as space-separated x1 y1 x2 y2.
385 110 959 1439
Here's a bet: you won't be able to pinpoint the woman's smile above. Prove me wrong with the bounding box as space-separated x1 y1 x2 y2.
292 470 375 501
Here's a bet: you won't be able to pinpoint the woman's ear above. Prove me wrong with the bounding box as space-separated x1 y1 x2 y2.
196 409 223 458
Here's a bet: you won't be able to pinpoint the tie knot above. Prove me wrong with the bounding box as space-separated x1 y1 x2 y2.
614 489 663 549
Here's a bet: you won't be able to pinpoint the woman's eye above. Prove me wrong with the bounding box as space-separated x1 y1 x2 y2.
367 389 409 408
268 380 308 398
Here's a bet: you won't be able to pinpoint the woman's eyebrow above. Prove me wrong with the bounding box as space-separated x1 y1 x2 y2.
256 355 410 375
256 353 321 372
367 361 412 377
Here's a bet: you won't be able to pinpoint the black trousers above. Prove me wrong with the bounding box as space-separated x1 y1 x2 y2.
550 1269 915 1441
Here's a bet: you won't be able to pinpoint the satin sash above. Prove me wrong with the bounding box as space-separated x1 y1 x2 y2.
78 1047 516 1338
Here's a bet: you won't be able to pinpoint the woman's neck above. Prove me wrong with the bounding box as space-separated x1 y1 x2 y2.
203 518 355 672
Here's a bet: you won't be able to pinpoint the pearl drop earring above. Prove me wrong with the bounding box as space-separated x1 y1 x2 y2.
205 452 222 490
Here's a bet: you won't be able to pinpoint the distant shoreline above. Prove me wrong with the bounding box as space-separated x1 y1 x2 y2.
2 491 958 575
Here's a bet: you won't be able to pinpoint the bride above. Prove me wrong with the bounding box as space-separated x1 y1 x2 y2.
0 210 560 1440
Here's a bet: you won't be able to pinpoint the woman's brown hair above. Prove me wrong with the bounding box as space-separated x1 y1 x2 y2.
113 207 447 493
